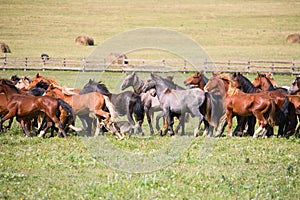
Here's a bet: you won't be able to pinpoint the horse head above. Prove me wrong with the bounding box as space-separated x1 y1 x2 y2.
121 72 135 90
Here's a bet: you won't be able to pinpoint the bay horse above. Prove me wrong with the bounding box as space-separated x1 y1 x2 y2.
121 72 161 135
234 73 295 137
44 84 119 138
80 80 144 135
141 73 207 136
224 80 276 137
252 73 288 94
0 79 74 137
184 71 209 90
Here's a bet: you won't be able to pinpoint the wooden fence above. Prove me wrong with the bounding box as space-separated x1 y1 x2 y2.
1 56 300 74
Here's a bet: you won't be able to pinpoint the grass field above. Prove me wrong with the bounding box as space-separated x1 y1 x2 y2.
0 70 299 199
1 0 300 199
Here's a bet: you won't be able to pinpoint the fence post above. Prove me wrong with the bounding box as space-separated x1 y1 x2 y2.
227 60 230 71
162 59 166 68
63 58 66 68
3 54 7 70
271 63 274 72
82 57 86 72
247 60 250 74
42 57 46 71
183 59 187 73
24 57 28 71
82 57 85 71
292 58 295 74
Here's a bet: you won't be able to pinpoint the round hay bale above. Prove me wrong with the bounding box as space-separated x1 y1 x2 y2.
0 42 11 53
75 35 94 46
105 52 128 65
286 33 300 43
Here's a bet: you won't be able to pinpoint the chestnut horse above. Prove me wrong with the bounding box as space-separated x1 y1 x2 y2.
27 73 59 90
0 79 73 137
224 81 276 137
252 73 288 94
184 71 209 90
45 84 118 138
251 73 296 137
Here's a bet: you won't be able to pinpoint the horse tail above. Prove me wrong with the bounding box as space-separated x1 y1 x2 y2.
56 98 76 127
133 94 145 123
200 92 211 124
281 96 289 116
267 99 276 127
103 95 119 119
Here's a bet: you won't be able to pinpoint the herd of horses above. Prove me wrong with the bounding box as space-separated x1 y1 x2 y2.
0 71 299 139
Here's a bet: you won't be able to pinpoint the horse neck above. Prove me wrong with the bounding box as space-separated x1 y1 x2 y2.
0 84 19 100
153 81 168 100
261 77 275 91
132 75 144 94
239 77 257 93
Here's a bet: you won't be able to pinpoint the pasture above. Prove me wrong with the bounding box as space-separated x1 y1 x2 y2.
0 70 299 199
1 0 300 199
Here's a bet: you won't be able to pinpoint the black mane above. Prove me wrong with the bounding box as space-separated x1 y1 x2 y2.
235 73 259 93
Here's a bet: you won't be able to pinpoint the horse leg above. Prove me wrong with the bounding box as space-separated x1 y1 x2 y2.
145 107 154 135
253 112 267 138
164 109 175 136
226 111 233 137
19 119 31 137
155 111 165 135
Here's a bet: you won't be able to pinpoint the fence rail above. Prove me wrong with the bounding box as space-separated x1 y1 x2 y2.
1 56 300 74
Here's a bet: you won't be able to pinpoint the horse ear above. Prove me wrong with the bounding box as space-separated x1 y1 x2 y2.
232 72 237 77
36 73 42 78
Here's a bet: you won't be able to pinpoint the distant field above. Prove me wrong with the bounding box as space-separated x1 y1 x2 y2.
0 0 300 61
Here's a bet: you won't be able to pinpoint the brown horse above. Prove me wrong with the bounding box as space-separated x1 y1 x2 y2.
44 84 119 138
251 73 297 137
224 80 276 137
27 73 59 90
184 71 209 90
0 94 14 132
0 79 73 137
252 73 288 94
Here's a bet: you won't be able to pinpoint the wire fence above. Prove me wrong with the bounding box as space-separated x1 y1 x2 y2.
1 56 299 74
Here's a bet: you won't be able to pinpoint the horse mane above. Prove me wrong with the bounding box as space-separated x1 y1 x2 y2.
218 73 232 82
0 79 21 94
235 73 258 93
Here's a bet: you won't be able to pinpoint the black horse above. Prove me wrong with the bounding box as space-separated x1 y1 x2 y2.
80 80 145 134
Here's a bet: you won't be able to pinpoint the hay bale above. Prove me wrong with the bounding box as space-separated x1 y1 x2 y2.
0 42 11 53
105 52 128 65
75 35 94 46
286 33 300 43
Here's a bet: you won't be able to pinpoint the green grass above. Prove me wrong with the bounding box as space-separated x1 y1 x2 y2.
0 70 299 199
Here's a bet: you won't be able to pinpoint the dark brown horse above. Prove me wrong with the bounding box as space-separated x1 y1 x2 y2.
224 81 276 137
0 79 74 137
184 71 209 90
